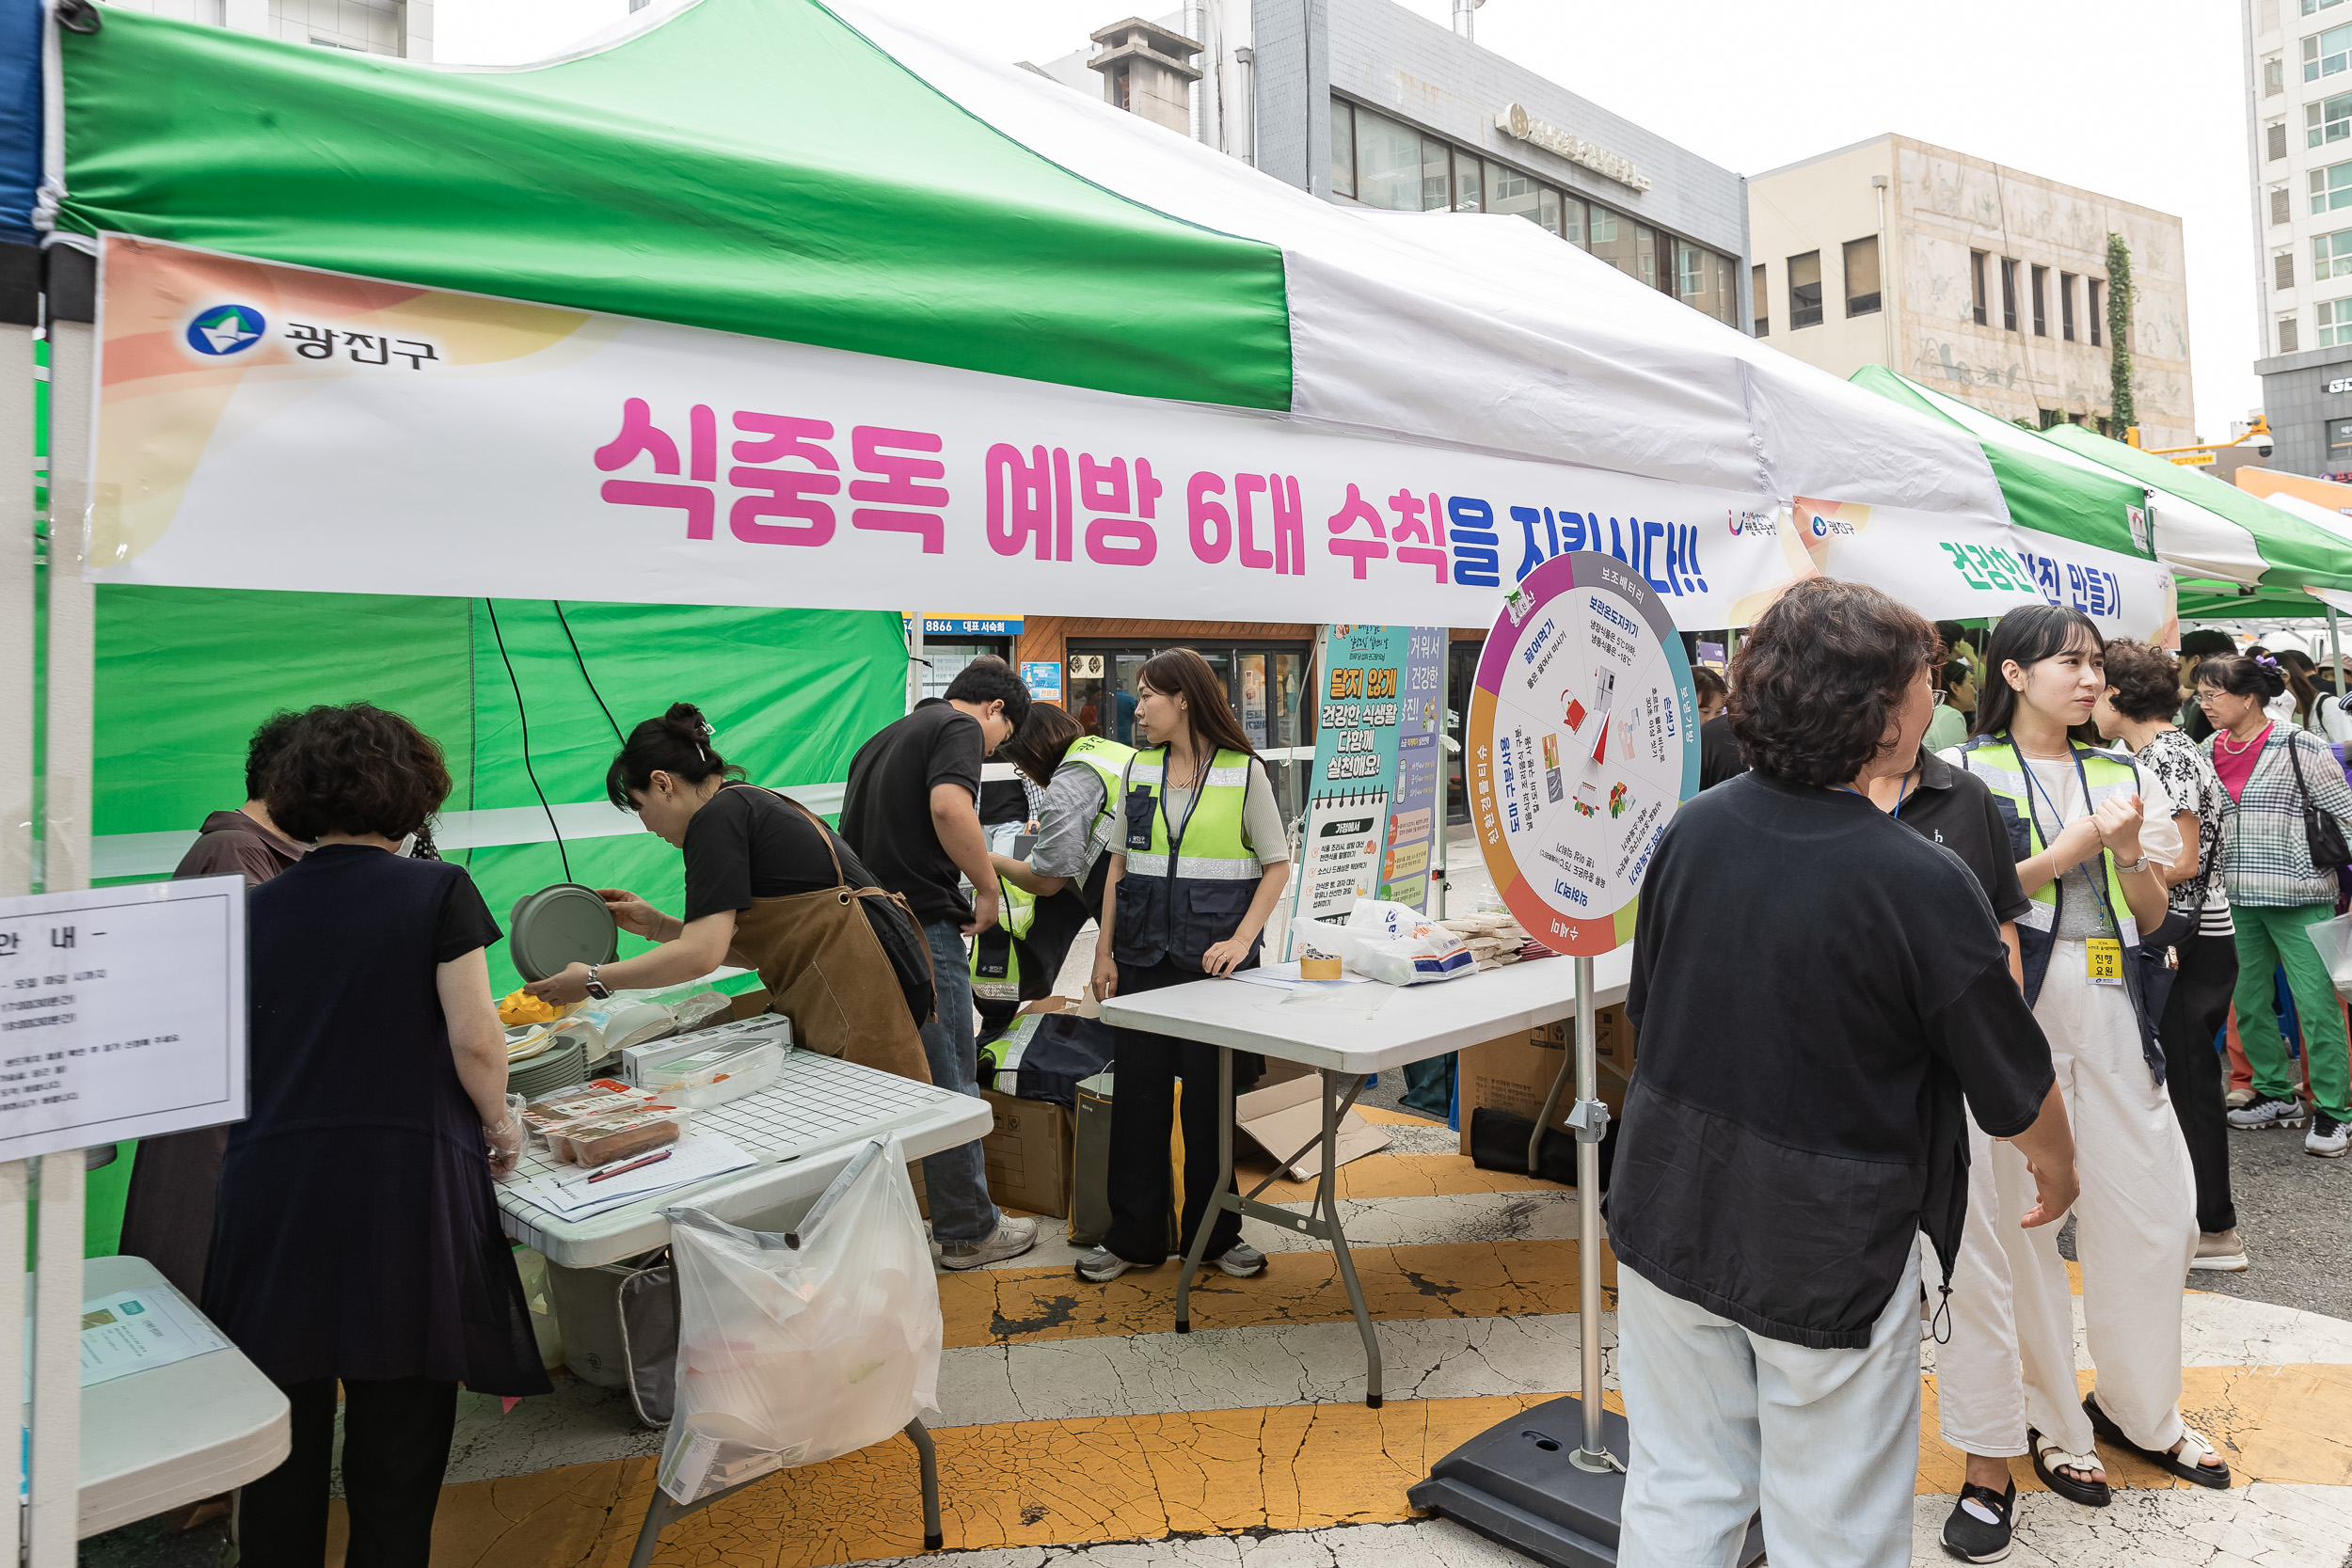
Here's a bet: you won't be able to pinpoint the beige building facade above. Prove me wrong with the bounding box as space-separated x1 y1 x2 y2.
1748 135 2194 448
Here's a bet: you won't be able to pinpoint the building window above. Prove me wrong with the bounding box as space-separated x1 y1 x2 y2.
1971 250 1989 325
1452 150 1483 213
2030 264 2049 335
1487 160 1541 227
2281 250 2300 291
1590 210 1657 287
2311 91 2352 146
1677 244 1738 325
1753 262 1768 335
1421 135 1451 211
1561 194 1587 247
2270 55 2289 93
2313 159 2352 213
1349 107 1422 211
2318 228 2352 279
2331 418 2352 455
2271 121 2292 160
2307 21 2352 79
2321 297 2352 345
2038 408 2062 430
2276 185 2296 225
1843 235 1882 315
2060 272 2077 340
1788 250 1823 328
2311 0 2348 12
2282 314 2303 353
1329 99 1356 198
2000 258 2019 331
2090 277 2105 345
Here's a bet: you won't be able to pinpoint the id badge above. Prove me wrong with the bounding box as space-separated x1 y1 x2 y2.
2085 938 2124 987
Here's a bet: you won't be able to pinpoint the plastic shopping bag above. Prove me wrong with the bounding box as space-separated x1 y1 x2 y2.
2309 911 2352 1002
1289 899 1474 986
654 1135 941 1505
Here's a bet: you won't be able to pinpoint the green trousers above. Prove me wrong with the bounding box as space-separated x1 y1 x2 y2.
2231 902 2352 1121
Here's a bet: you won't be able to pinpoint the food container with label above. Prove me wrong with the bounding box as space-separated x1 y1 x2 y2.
632 1038 787 1110
559 1105 691 1167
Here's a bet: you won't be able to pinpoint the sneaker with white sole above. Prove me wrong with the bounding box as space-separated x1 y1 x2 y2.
936 1216 1040 1271
2191 1228 2249 1272
2307 1113 2349 1158
1215 1242 1267 1278
1941 1479 2015 1562
2227 1094 2307 1131
2225 1086 2256 1110
1075 1246 1139 1283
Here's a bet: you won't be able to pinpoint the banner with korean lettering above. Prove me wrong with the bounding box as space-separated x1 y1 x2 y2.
88 235 2172 639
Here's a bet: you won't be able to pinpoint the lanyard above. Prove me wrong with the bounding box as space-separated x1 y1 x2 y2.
2016 741 2122 933
1843 772 1913 818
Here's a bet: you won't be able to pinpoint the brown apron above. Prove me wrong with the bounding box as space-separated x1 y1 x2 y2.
729 793 934 1085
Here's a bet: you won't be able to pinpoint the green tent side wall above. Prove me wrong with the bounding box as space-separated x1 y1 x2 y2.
82 585 903 1254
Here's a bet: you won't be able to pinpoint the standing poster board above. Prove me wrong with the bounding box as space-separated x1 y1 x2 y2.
0 878 247 1160
1294 626 1446 924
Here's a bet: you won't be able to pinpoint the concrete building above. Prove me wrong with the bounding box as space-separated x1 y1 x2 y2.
1087 17 1203 135
1748 135 2195 447
2243 0 2352 478
94 0 429 58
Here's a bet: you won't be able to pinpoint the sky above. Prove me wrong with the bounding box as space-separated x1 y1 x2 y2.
437 0 2261 444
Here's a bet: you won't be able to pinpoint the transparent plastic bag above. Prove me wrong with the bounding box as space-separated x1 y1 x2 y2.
1289 899 1473 986
654 1135 941 1505
2308 911 2352 1001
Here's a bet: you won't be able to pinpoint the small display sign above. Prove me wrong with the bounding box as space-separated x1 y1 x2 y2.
1019 660 1063 704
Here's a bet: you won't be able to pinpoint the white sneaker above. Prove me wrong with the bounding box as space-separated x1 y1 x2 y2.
2307 1114 2349 1159
1216 1241 1267 1277
937 1216 1041 1271
2227 1094 2307 1131
1075 1245 1138 1283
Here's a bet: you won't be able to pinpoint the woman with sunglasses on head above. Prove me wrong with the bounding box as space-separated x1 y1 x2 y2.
1079 649 1291 1286
1939 605 2225 1521
2198 653 2352 1157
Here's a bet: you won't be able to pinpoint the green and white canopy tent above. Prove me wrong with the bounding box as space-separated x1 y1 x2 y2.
13 0 2180 1236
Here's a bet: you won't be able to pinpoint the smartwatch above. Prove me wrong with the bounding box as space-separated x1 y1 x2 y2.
583 963 611 1001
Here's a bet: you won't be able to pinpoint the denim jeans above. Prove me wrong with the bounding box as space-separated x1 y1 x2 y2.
919 918 1001 1243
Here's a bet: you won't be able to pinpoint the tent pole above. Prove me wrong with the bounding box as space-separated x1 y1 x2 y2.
906 617 924 715
2331 606 2344 714
1 260 32 903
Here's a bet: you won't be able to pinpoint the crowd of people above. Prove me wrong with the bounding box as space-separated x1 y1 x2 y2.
1625 587 2350 1566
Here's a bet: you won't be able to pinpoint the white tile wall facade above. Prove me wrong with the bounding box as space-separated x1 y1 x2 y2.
108 0 424 60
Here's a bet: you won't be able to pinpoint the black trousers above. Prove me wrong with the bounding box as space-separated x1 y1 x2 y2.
239 1377 458 1568
2158 928 2239 1234
1103 958 1256 1266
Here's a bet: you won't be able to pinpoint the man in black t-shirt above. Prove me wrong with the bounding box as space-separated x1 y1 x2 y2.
840 657 1038 1269
1608 580 2076 1568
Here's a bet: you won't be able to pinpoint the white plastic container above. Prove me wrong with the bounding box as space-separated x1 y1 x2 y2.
638 1038 787 1111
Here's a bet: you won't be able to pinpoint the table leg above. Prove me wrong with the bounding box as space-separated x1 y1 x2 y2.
904 1418 944 1550
626 1488 682 1568
1320 1068 1381 1409
1173 1044 1236 1335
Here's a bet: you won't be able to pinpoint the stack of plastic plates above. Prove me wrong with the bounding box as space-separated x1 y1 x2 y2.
507 1037 589 1101
509 884 620 983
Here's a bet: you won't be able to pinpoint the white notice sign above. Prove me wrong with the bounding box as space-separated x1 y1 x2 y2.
0 878 246 1161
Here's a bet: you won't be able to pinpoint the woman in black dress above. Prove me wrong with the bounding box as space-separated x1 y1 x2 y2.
204 704 548 1568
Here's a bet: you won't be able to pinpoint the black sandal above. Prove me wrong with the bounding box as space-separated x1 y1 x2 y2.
2027 1426 2110 1508
2082 1392 2232 1489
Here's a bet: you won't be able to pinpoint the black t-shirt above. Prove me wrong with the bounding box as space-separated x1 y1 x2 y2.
839 700 987 927
1698 714 1743 790
1895 748 2031 925
682 784 880 921
1605 771 2055 1349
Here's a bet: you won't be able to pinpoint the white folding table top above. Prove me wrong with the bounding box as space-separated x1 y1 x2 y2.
497 1049 991 1269
1098 949 1634 1075
78 1255 291 1539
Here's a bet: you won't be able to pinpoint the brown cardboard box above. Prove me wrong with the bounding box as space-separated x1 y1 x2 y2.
910 1086 1075 1220
1455 1003 1637 1155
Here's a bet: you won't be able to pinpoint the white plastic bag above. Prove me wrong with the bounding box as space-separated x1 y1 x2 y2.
1290 900 1474 986
2309 912 2352 1002
654 1134 941 1505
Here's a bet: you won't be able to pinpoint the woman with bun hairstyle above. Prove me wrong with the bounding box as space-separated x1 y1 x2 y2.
1941 606 2225 1513
2198 654 2352 1156
1079 649 1291 1285
524 704 935 1083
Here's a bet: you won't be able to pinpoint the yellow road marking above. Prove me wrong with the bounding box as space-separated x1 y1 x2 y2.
381 1364 2352 1568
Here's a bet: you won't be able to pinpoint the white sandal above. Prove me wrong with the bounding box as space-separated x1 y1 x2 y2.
2083 1392 2232 1490
2028 1427 2110 1508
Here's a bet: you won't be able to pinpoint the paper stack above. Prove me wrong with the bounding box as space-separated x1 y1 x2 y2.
1438 911 1532 971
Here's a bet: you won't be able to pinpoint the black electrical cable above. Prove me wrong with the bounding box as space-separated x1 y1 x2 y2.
484 598 572 883
552 599 627 744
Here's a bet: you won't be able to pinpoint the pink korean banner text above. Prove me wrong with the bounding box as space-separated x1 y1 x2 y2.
87 236 2171 637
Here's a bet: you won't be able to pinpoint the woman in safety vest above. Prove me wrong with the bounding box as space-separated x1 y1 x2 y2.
1943 605 2227 1510
974 703 1136 1024
1079 648 1292 1285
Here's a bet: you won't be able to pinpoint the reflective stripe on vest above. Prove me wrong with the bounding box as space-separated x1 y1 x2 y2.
1064 736 1136 867
1128 747 1257 870
1112 745 1263 970
1963 739 2140 943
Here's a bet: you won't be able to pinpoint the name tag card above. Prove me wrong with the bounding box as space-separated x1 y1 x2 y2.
0 878 247 1161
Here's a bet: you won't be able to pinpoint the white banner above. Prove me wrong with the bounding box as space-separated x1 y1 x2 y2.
90 235 2172 637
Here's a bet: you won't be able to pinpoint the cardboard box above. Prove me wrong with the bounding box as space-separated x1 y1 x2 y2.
1234 1073 1391 1180
910 1086 1075 1220
1456 1002 1637 1156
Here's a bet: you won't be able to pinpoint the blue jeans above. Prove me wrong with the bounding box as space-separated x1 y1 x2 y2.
919 919 1001 1243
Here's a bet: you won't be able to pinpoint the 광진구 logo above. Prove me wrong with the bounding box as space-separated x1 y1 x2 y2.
185 304 266 356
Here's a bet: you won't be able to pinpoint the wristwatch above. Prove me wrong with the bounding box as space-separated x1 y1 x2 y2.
2116 854 2152 876
583 962 610 1001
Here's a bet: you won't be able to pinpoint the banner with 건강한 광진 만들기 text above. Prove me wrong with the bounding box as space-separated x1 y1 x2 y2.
87 235 2172 637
